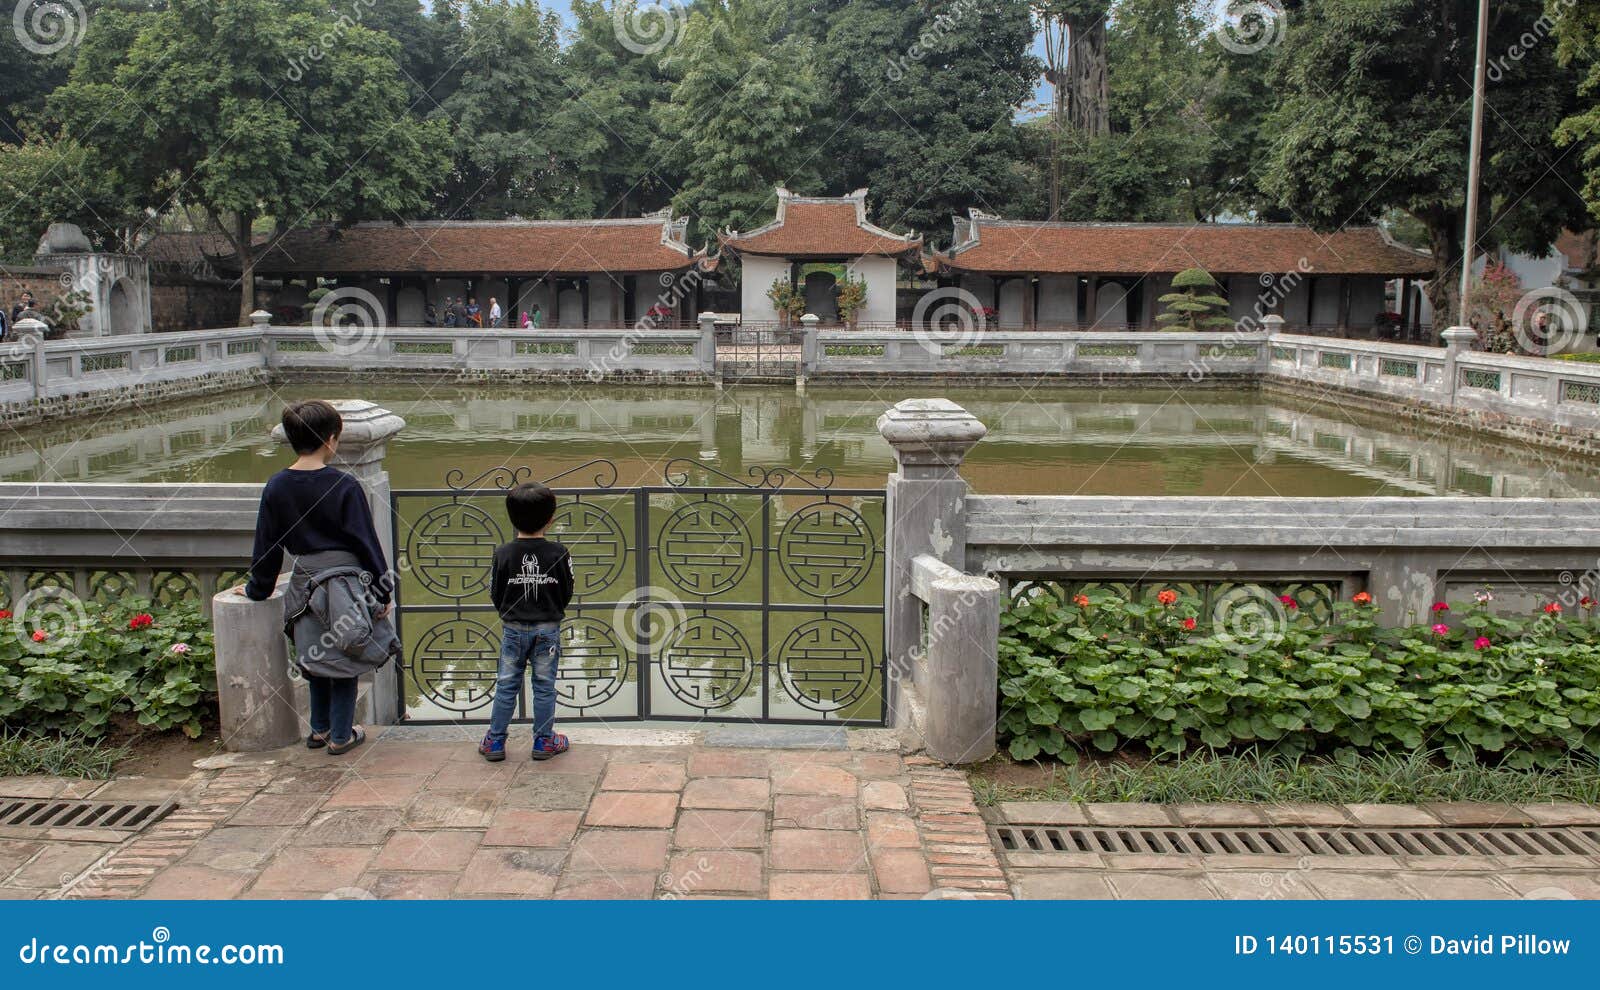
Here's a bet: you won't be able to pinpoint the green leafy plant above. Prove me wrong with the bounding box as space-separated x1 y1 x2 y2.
998 590 1600 767
766 278 805 324
1156 267 1232 332
0 728 131 780
835 274 869 326
0 597 216 739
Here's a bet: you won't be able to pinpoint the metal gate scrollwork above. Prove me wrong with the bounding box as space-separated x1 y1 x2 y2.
391 459 886 726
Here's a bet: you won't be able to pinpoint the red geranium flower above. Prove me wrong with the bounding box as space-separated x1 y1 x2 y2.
31 629 48 643
1431 623 1450 636
0 609 11 620
1278 595 1298 610
1182 617 1197 631
128 613 154 630
1072 594 1090 608
1473 636 1491 651
1430 602 1449 613
1156 589 1178 607
1351 592 1372 606
1583 597 1597 609
1544 602 1563 615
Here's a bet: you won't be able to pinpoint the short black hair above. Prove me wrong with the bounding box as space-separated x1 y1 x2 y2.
282 400 342 455
507 483 557 534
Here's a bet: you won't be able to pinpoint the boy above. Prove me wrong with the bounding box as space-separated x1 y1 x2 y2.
480 483 574 762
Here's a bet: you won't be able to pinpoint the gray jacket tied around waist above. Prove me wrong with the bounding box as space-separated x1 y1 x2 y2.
282 549 402 679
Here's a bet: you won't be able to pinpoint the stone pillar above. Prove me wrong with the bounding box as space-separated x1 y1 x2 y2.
1442 325 1477 407
914 556 1001 764
272 399 408 725
250 310 271 330
798 313 819 393
15 318 48 400
212 584 300 751
876 399 988 731
698 312 719 375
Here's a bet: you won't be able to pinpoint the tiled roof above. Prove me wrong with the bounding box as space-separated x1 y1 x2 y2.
210 212 701 276
719 189 922 258
1555 230 1598 273
934 216 1435 277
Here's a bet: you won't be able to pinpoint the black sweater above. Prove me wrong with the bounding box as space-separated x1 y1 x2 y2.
245 467 390 603
489 538 574 623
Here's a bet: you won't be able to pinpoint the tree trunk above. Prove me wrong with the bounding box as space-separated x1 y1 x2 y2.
1423 213 1463 335
234 213 257 326
1066 17 1109 138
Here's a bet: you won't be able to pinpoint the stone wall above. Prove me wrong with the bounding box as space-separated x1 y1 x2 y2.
0 266 70 317
151 282 252 333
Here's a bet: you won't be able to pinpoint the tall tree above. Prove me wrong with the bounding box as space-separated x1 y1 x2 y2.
804 0 1040 239
1554 0 1600 223
1035 1 1112 217
432 0 586 218
49 0 449 323
1264 0 1587 323
654 0 821 238
564 0 675 217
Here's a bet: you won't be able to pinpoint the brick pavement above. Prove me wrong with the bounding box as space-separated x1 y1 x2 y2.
0 734 1006 900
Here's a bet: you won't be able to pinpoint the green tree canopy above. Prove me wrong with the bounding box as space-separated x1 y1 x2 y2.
1156 267 1231 331
48 0 449 322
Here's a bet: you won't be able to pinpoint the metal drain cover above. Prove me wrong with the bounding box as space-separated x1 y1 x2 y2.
993 824 1600 858
0 796 174 832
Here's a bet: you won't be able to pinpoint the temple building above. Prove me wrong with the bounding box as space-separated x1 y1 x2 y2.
925 212 1437 335
719 189 922 326
209 210 714 327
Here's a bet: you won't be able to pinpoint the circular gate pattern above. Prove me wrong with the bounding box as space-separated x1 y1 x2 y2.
656 502 752 597
658 615 755 711
557 616 630 711
411 618 502 714
777 619 874 713
777 502 875 599
406 503 503 599
549 501 627 596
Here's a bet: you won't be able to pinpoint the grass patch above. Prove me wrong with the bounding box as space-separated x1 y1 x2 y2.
968 749 1600 806
0 728 131 780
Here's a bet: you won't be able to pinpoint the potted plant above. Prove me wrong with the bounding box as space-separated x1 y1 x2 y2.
835 274 869 329
766 278 805 328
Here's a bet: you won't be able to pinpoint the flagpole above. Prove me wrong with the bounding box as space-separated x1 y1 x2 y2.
1458 0 1491 327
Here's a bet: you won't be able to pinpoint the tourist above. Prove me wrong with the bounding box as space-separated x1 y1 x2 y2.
424 301 438 327
238 400 399 757
443 297 461 328
11 291 35 325
466 296 482 327
479 483 573 763
489 296 503 328
530 305 543 330
520 310 532 329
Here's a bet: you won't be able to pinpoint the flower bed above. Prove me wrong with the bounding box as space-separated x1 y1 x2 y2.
0 598 215 738
998 590 1600 767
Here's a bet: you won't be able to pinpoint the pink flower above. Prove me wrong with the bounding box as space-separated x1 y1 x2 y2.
1431 623 1450 636
1473 637 1491 651
31 629 48 643
1278 595 1298 610
169 643 192 654
1430 602 1449 613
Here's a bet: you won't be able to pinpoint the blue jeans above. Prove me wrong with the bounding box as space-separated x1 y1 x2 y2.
486 621 561 743
306 675 358 745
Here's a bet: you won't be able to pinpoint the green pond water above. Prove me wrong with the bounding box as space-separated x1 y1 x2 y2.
5 383 1599 497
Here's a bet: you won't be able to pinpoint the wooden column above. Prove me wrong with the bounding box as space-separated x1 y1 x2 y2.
580 277 591 328
1020 276 1035 329
610 276 622 326
1337 276 1351 332
506 278 521 325
385 279 399 325
1398 278 1413 333
549 278 560 326
1085 277 1100 328
1305 277 1318 330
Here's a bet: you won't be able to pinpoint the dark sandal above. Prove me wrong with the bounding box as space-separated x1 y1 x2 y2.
327 726 367 756
306 732 329 750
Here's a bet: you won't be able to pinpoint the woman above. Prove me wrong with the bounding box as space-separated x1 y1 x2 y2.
238 400 399 755
520 310 533 329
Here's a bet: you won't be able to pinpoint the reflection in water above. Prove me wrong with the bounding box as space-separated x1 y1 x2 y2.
4 384 1600 497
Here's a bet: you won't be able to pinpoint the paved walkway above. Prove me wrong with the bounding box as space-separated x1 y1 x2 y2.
7 735 1599 900
0 730 1006 900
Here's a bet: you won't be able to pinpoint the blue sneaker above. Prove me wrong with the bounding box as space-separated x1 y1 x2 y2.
531 733 570 761
478 733 506 763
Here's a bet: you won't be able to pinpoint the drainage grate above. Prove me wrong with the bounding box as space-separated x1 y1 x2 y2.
992 825 1600 858
0 796 174 832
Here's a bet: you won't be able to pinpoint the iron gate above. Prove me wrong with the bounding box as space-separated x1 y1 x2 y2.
715 322 803 379
391 460 886 726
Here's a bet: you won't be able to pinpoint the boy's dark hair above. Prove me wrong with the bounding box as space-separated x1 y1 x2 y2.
507 483 557 534
282 400 342 455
